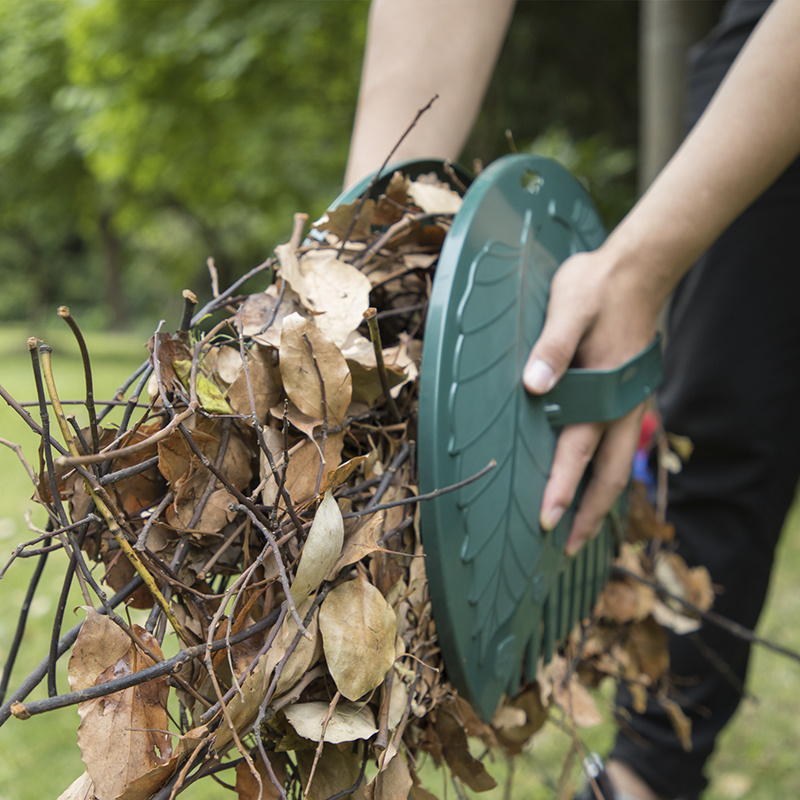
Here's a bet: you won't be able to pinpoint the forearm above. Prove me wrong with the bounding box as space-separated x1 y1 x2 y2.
605 0 800 314
344 0 515 188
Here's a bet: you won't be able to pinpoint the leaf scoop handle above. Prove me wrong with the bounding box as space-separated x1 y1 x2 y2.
542 335 663 427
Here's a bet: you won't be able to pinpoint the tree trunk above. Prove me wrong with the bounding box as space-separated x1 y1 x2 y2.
98 211 127 330
638 0 722 191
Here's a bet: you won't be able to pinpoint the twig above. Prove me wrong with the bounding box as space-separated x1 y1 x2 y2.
613 565 800 664
179 289 198 332
341 459 497 520
301 333 329 498
57 306 101 455
100 454 160 486
134 492 173 551
339 94 439 254
9 606 282 719
363 308 401 423
364 441 411 512
0 541 50 705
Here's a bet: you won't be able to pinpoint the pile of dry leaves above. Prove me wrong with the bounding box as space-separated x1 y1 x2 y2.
1 168 713 800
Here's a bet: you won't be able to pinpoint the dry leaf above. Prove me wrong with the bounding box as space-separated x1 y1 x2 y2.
69 610 172 800
312 198 375 241
57 772 94 800
283 701 378 743
235 751 287 800
433 706 497 792
296 744 367 800
365 752 413 800
239 285 304 348
279 249 372 346
319 575 398 701
227 346 282 423
407 179 462 214
279 313 352 423
291 489 345 605
660 696 693 752
261 430 344 508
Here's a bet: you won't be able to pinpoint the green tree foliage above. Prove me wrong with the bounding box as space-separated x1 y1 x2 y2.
1 0 368 328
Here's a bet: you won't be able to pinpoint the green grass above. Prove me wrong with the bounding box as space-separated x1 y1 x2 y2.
1 324 799 799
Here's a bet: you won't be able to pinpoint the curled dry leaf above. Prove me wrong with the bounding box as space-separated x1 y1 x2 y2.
319 574 398 701
365 752 413 800
538 656 604 729
291 489 345 605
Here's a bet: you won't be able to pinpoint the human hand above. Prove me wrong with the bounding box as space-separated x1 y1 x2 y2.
522 245 661 555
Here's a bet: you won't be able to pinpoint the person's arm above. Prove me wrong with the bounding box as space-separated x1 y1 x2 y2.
344 0 515 188
523 0 800 555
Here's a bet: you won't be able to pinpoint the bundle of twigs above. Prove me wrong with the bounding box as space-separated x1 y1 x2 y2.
0 167 714 800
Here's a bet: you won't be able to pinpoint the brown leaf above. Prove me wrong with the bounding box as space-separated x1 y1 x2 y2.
326 511 384 581
434 707 497 792
494 684 548 754
238 285 304 349
319 575 398 701
148 331 193 396
296 744 366 800
235 751 287 800
277 249 372 346
626 480 675 543
69 611 172 800
407 178 462 215
261 430 344 508
291 489 345 604
263 599 322 699
57 772 94 800
226 345 283 424
279 313 352 423
626 617 670 684
365 753 412 800
312 198 375 241
660 696 693 752
539 657 603 728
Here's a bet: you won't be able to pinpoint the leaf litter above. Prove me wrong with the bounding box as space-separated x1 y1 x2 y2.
1 169 714 800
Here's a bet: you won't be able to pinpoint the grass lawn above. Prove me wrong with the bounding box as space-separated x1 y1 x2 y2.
1 323 799 799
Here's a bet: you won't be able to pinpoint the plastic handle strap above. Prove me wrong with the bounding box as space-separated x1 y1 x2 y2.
542 335 663 427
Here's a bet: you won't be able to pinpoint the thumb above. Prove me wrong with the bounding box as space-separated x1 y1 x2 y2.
522 314 587 395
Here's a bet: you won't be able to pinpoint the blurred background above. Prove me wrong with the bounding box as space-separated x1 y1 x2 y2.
3 2 800 799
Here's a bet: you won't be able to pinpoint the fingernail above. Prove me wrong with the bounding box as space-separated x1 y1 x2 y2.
565 534 583 557
524 359 557 393
541 504 565 532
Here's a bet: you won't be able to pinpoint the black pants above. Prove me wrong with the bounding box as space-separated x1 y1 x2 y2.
610 157 800 798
